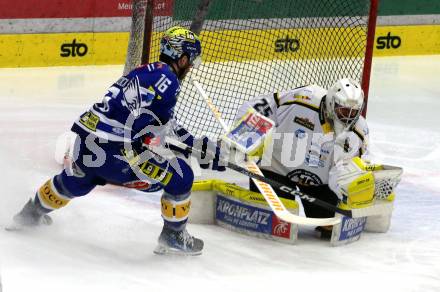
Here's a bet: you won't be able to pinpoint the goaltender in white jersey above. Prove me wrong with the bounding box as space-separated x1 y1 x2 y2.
236 78 370 237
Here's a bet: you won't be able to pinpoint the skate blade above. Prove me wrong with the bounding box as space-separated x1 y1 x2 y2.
4 221 24 231
153 243 202 256
4 215 53 232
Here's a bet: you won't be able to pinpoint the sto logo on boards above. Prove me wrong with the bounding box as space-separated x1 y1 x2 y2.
376 32 401 49
60 39 88 57
275 35 300 52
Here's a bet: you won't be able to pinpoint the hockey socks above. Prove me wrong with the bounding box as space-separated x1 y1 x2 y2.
36 179 71 212
160 192 191 230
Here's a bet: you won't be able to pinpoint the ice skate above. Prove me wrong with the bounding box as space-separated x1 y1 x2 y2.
5 199 52 231
154 226 204 256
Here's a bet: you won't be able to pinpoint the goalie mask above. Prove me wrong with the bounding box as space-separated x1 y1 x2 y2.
160 26 202 68
326 78 364 134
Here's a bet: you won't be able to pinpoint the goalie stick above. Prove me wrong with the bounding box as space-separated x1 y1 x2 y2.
167 137 394 220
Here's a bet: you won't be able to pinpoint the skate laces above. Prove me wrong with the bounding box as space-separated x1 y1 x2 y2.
177 229 194 248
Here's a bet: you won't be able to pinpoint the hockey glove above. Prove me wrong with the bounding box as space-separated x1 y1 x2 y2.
329 157 375 209
172 124 226 171
198 137 226 172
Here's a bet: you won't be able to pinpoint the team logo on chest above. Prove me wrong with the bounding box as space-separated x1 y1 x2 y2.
122 76 155 117
287 169 323 186
294 128 306 139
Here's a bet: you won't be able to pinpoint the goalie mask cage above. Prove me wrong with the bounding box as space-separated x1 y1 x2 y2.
125 0 378 139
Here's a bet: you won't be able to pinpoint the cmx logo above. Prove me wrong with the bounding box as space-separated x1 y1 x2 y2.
376 32 401 49
60 39 88 57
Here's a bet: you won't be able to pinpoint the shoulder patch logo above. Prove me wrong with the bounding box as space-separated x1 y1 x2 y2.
79 111 100 132
294 116 315 130
294 94 311 101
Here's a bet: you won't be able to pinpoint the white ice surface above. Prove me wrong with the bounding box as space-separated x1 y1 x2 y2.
0 56 439 292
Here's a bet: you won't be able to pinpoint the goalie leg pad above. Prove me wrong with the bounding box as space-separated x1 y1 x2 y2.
365 212 392 233
190 180 299 244
365 195 395 233
330 215 367 246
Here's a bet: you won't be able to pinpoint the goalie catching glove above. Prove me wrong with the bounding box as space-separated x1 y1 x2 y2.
329 157 402 209
331 157 375 209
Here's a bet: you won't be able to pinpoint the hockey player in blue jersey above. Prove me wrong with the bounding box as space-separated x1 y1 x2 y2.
9 26 225 255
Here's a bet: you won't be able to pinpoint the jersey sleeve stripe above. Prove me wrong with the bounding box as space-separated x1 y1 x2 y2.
280 100 320 112
319 96 326 125
352 127 366 157
273 92 280 107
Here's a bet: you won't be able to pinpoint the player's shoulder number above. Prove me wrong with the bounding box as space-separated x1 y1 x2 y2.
146 63 174 94
253 98 273 117
155 74 172 93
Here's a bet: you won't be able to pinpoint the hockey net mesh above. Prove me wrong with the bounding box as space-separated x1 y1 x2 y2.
135 0 373 139
374 169 403 200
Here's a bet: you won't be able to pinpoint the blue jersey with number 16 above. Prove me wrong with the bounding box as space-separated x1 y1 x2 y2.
72 62 180 142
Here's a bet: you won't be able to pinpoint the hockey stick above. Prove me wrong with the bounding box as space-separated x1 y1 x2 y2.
190 79 343 226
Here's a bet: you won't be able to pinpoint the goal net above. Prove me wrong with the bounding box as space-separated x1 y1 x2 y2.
125 0 377 139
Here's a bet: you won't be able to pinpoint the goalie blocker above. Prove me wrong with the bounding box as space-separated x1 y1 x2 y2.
222 108 275 158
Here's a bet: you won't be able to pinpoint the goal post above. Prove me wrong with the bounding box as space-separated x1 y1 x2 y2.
124 0 379 139
123 0 154 75
361 0 379 117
